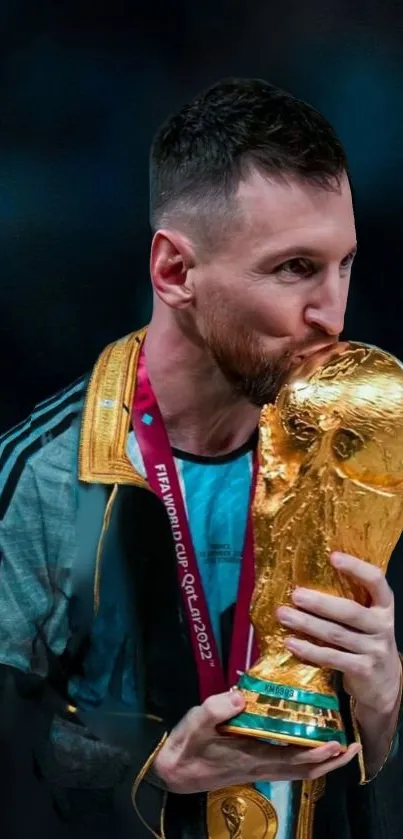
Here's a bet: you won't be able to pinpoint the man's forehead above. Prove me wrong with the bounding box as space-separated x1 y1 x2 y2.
234 170 355 253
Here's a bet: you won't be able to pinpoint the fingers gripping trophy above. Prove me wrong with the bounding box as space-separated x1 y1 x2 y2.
221 342 403 749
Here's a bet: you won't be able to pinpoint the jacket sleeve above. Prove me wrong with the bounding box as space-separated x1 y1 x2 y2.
0 440 77 837
0 458 62 675
0 442 168 837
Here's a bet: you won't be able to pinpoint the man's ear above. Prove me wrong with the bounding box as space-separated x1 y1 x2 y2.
150 230 196 309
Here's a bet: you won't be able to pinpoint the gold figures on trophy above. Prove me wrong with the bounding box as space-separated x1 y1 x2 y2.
222 342 403 748
221 796 247 838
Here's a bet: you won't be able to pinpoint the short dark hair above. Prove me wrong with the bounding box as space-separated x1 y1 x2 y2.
149 78 348 246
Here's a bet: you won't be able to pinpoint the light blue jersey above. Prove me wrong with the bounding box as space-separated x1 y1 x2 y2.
127 430 295 839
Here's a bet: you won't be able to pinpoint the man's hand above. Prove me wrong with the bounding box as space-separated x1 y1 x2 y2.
276 551 402 776
153 690 360 794
277 552 401 715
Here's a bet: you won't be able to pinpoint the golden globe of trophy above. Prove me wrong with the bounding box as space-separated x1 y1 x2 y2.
221 341 403 749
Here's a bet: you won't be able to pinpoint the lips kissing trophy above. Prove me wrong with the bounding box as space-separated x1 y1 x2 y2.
221 341 403 749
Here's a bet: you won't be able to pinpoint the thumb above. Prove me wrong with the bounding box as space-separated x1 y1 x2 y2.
184 690 245 745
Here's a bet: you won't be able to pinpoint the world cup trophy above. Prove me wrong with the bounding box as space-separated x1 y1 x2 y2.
221 342 403 749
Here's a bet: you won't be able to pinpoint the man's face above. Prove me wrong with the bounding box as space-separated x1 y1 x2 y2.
192 170 356 406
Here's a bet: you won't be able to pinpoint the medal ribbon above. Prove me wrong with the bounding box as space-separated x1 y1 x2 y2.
132 348 259 700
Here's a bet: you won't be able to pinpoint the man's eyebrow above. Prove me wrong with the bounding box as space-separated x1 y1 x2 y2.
255 243 358 263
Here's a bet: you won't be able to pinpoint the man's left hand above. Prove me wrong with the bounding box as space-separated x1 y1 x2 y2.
276 552 401 716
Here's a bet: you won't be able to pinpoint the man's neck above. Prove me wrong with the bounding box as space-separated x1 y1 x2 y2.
144 318 260 457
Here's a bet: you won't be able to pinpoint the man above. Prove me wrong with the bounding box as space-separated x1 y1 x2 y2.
0 78 402 839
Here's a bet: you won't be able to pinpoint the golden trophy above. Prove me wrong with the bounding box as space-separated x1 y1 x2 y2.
221 341 403 749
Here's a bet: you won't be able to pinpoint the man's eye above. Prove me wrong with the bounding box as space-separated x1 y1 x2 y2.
340 252 355 270
275 258 315 279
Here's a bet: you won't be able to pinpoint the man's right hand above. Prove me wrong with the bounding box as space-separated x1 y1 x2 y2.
153 690 360 794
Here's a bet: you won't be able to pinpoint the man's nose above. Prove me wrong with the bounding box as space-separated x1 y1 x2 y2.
305 308 344 337
304 276 347 337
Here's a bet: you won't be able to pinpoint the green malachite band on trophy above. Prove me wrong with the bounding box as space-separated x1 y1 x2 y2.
227 711 348 746
238 674 340 711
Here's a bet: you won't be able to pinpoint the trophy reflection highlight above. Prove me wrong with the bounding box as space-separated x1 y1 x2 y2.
222 342 403 748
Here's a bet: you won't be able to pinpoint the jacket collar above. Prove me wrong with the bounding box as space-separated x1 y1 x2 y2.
79 327 147 486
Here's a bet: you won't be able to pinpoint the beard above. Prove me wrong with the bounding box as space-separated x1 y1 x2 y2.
203 318 296 408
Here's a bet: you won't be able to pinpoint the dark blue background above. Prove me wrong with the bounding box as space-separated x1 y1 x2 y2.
1 1 403 429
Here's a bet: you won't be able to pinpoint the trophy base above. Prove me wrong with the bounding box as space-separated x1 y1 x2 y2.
219 674 347 750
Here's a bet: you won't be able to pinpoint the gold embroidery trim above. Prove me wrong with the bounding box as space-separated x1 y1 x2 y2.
296 778 325 839
78 328 169 837
79 328 151 613
350 652 403 785
79 327 148 486
131 732 169 839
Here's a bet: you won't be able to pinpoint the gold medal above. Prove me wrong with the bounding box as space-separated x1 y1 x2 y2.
207 786 278 839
